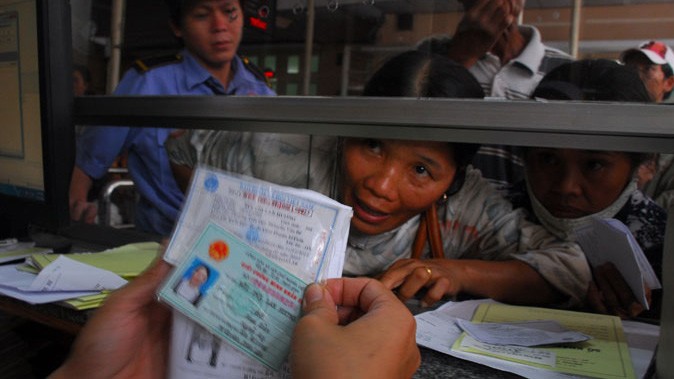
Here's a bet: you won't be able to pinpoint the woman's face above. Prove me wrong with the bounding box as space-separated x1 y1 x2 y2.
526 148 633 218
190 266 209 286
341 138 457 235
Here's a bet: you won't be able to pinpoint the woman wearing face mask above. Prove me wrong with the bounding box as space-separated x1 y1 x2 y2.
167 50 591 309
509 59 667 319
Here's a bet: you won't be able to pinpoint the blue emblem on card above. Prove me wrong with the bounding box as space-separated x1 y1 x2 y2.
246 225 260 244
204 174 219 192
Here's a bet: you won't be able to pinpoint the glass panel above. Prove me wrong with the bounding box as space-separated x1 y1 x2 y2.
67 1 672 101
287 55 299 74
263 55 277 73
285 82 298 95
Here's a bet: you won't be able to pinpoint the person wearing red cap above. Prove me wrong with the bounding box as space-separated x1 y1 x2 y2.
621 40 674 103
622 41 674 211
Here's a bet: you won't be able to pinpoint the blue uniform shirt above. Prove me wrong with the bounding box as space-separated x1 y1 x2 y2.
76 50 275 235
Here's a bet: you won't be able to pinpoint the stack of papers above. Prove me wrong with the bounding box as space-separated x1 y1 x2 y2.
0 241 51 264
0 242 160 310
574 217 661 308
416 300 659 379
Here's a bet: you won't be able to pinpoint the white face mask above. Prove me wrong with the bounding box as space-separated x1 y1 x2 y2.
526 175 637 240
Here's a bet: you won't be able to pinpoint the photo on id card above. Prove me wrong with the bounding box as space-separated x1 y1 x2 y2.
158 222 307 370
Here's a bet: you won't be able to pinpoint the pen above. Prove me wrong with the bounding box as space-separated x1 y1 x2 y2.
0 238 18 247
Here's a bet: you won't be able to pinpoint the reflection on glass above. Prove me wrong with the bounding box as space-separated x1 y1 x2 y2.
287 55 299 74
70 1 673 100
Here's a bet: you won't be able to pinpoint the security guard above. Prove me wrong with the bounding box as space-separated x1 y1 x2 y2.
70 0 275 236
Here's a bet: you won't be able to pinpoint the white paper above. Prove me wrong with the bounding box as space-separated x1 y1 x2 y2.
458 334 557 367
169 311 291 379
164 167 352 283
26 255 127 291
456 319 591 346
0 264 97 304
0 241 51 264
574 217 661 309
415 300 659 379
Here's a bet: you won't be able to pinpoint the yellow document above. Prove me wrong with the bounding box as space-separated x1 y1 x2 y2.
453 303 635 379
28 242 160 279
61 293 109 310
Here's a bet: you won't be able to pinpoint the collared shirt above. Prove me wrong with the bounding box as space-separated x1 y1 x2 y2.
470 25 573 194
469 25 572 99
76 50 275 235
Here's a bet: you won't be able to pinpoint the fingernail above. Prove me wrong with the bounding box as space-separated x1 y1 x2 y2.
302 283 324 308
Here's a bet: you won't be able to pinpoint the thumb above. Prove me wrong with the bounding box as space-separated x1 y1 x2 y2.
301 283 338 324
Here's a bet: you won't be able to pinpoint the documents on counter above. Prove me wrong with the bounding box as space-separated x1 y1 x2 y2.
0 242 161 309
416 300 659 379
574 217 661 309
160 166 352 377
0 240 51 264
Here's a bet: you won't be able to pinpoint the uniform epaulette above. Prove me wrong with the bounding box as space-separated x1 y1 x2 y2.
132 53 183 73
241 55 272 89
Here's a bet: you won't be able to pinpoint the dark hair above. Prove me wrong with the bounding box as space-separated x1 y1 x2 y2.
533 58 651 102
166 0 244 27
363 50 483 171
532 59 654 167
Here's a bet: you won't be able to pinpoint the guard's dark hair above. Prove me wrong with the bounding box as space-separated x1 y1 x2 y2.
165 0 244 27
363 50 483 172
532 59 654 167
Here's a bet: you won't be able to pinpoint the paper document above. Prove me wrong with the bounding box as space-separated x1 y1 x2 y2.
159 223 305 370
456 319 591 346
27 241 160 279
574 217 661 308
453 303 634 379
164 166 352 282
0 264 97 304
416 300 657 379
0 241 51 264
162 167 352 378
27 255 127 291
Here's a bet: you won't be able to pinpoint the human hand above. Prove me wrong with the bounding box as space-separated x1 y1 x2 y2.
586 262 650 319
450 0 518 64
69 166 97 224
291 278 420 379
50 258 173 379
69 198 98 224
378 258 460 308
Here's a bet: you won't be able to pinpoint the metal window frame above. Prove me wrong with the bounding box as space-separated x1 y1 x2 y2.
75 96 674 153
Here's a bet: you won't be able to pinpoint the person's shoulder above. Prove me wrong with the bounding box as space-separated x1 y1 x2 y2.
131 53 184 75
238 55 273 89
629 190 668 218
538 48 573 74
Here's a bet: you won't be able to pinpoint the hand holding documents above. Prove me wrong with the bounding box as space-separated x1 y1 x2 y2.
160 167 352 377
159 223 306 370
574 217 661 309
